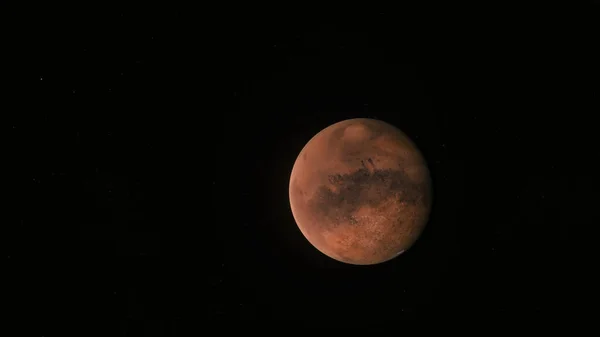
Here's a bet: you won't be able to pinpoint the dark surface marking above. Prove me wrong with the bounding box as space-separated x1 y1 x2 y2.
307 167 429 230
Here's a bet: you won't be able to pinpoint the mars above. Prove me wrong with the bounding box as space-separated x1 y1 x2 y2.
289 118 432 265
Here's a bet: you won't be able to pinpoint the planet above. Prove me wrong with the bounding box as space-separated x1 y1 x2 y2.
289 118 432 265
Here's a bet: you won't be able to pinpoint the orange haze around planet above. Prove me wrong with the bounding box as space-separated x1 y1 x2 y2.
289 118 432 265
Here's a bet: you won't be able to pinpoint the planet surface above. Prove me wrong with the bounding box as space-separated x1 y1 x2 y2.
289 118 432 265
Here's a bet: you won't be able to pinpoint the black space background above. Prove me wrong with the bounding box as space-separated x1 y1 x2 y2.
5 4 599 334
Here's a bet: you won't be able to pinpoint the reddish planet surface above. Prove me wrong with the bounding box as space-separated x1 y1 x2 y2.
289 118 432 265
